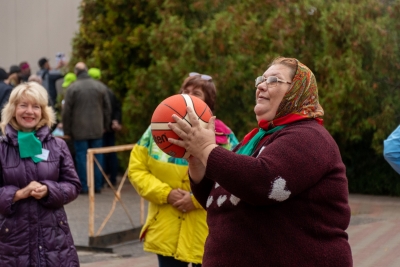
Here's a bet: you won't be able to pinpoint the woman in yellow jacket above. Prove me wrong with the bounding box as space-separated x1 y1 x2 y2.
128 73 238 267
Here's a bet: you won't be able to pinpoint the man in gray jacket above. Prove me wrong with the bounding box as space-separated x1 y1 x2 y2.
62 62 111 194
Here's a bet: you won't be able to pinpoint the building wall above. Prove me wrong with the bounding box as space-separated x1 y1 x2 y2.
0 0 82 74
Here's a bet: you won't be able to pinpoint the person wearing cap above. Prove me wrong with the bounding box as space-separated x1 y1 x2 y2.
19 61 31 82
62 62 111 194
0 68 12 120
36 57 65 108
88 68 122 187
62 72 77 88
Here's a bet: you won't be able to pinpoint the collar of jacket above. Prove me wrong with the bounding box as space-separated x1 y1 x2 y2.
5 124 52 146
77 72 90 79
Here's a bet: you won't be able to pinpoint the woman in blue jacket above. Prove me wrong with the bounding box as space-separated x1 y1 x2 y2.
0 82 81 266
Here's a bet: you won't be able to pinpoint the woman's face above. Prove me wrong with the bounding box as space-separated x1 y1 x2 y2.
15 97 42 132
181 86 205 102
254 64 292 122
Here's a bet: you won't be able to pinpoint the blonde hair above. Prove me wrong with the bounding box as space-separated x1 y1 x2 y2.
1 82 56 134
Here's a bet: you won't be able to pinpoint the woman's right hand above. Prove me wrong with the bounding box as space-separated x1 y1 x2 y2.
168 106 218 166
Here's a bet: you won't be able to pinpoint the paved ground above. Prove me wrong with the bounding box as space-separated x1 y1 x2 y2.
65 179 400 267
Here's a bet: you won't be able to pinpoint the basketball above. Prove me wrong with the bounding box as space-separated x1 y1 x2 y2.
151 94 213 158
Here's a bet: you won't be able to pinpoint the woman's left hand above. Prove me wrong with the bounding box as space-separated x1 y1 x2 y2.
169 106 218 165
172 189 196 213
30 184 49 199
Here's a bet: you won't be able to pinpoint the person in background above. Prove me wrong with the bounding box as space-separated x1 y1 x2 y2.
383 125 400 174
28 74 43 84
88 67 122 187
59 72 77 108
62 62 111 194
128 73 238 267
0 68 12 112
0 82 81 266
19 61 31 82
54 72 78 166
168 57 353 266
8 65 22 87
36 57 64 108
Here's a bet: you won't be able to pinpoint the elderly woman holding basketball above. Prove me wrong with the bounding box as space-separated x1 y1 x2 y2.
128 73 238 267
169 57 353 267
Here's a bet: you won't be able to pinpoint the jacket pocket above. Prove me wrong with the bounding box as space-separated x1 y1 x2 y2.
0 215 13 241
140 209 159 241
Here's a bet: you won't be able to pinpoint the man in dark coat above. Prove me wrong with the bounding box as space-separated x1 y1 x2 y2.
62 62 111 194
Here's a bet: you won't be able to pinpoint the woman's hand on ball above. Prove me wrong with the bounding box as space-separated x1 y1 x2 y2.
168 106 218 166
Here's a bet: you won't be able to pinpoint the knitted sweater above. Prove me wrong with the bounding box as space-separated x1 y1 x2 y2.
191 120 352 267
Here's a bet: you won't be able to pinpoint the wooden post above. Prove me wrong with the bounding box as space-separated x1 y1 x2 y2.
88 150 95 237
87 144 136 238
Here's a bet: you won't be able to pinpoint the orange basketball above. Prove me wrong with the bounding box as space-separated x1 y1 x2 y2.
151 94 213 158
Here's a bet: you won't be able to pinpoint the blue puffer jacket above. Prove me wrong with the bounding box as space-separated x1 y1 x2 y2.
0 124 81 267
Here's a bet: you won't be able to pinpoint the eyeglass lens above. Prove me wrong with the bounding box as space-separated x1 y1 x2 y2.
255 76 279 87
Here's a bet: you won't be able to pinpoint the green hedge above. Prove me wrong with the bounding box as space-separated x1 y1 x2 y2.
70 0 400 195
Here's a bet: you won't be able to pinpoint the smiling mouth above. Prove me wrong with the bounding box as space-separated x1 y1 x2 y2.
23 118 35 122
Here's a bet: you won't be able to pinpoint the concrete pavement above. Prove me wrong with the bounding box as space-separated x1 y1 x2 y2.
65 179 400 267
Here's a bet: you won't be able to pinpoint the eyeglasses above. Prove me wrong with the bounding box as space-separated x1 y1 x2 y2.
189 72 212 81
255 76 291 88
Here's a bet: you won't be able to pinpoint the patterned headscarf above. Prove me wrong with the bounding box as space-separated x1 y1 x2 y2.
237 59 324 156
272 60 324 123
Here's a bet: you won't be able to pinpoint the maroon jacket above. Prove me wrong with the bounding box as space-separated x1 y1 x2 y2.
191 120 352 267
0 124 81 266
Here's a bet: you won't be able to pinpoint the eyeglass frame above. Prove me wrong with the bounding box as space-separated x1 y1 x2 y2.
189 72 212 81
255 75 291 88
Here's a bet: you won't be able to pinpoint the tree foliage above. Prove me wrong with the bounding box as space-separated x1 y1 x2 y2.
71 0 400 195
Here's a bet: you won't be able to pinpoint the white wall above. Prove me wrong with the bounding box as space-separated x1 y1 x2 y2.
0 0 82 74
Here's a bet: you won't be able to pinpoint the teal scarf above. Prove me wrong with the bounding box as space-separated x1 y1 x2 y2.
236 125 286 156
17 131 43 163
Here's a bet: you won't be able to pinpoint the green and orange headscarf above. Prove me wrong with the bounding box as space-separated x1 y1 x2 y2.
237 59 324 156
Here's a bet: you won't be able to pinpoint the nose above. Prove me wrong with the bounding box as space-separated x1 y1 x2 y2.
257 82 268 92
26 105 34 113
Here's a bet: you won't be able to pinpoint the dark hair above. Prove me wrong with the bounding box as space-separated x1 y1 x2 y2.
179 75 217 111
38 57 48 68
0 68 8 80
269 57 298 80
9 65 21 75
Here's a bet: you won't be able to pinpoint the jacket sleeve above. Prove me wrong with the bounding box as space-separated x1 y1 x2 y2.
103 85 112 131
384 125 400 174
128 138 173 205
62 86 73 136
190 177 214 210
0 185 19 216
109 89 122 123
39 139 82 208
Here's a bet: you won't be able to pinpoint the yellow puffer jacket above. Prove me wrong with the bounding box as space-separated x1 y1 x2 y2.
128 126 208 264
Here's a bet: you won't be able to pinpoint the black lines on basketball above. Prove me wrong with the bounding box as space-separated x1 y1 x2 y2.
164 103 185 119
198 106 208 123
